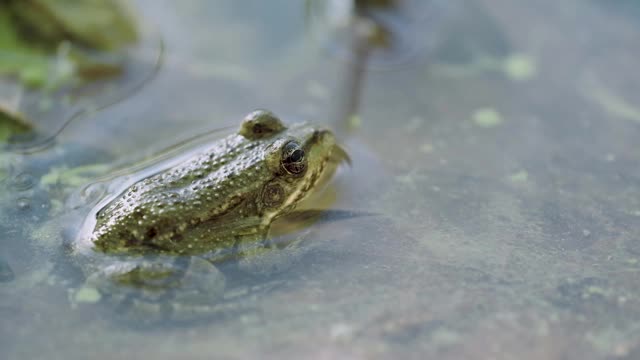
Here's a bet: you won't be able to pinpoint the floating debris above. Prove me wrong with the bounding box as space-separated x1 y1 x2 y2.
73 286 102 304
430 53 537 82
503 53 537 81
508 170 528 183
472 107 503 128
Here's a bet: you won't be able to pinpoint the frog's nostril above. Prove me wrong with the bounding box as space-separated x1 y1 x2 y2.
311 129 330 142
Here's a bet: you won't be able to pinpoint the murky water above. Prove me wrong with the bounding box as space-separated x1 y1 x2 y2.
3 0 640 359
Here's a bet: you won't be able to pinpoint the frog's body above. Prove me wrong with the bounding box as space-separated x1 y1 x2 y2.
70 110 343 321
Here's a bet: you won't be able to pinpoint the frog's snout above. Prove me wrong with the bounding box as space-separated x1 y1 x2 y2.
311 129 333 144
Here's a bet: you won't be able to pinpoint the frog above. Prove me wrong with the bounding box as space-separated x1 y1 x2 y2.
68 110 345 322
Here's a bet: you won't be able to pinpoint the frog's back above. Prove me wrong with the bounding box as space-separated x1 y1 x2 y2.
91 131 276 254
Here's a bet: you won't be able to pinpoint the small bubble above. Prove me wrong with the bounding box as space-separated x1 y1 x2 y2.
16 197 31 211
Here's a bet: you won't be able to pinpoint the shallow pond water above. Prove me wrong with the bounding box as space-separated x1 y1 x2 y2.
3 0 640 359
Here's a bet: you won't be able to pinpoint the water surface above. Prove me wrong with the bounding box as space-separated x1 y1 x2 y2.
3 0 640 359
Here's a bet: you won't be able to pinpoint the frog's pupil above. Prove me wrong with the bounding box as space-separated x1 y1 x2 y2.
283 142 304 163
290 149 304 162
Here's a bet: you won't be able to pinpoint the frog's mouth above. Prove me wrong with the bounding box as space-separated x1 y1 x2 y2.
287 138 349 210
315 142 350 188
266 127 349 225
268 141 351 244
300 129 348 190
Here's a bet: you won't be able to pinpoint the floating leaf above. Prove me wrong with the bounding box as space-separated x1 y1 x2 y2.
0 103 32 143
7 0 138 51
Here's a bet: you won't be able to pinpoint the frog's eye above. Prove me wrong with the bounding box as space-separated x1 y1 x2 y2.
281 141 306 175
239 110 286 140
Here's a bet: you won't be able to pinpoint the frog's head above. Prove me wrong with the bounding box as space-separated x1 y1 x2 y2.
239 110 344 223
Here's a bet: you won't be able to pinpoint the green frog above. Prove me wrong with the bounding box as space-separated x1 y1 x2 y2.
69 110 345 322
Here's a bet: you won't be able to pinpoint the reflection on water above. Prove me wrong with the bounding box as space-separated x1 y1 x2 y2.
3 0 640 359
306 0 452 69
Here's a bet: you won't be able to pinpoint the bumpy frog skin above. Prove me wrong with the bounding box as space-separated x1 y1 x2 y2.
71 110 342 321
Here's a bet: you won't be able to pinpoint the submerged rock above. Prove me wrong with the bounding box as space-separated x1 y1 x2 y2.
0 257 15 282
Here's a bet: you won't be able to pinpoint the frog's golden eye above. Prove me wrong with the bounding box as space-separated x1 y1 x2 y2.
281 141 306 175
